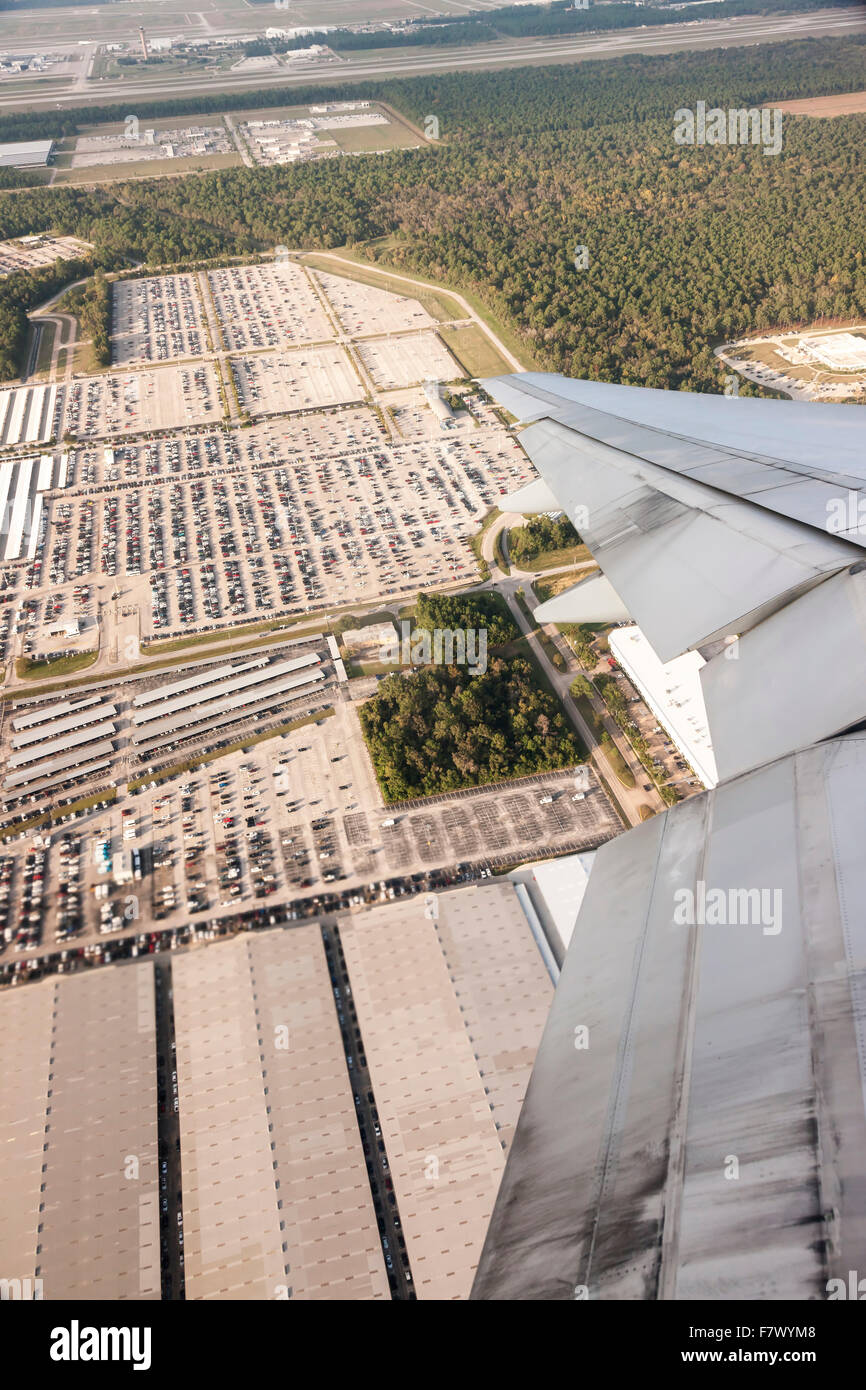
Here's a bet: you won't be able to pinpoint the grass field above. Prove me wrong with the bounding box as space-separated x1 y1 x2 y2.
329 121 419 153
52 152 241 185
533 567 599 604
440 322 512 378
511 537 594 572
15 651 98 681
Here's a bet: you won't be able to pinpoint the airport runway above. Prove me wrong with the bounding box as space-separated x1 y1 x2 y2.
0 9 862 113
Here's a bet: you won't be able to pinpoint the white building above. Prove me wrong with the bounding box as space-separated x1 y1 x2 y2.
509 851 597 960
608 624 718 788
800 332 866 371
0 139 54 169
423 379 453 426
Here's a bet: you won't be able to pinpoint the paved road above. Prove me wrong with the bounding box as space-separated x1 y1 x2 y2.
26 277 89 382
223 112 253 169
3 10 860 112
481 510 663 827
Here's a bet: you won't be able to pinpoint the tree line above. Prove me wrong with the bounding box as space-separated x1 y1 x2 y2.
360 655 585 801
0 256 95 380
0 37 862 391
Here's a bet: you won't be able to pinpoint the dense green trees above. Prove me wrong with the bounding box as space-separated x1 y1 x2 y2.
510 516 581 564
414 591 518 646
0 257 93 380
0 37 862 390
360 656 584 801
67 271 111 367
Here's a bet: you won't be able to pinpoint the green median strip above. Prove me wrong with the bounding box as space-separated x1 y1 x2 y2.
0 787 117 842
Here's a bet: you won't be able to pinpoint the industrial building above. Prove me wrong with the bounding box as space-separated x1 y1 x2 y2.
173 929 389 1300
0 140 54 169
507 849 597 960
129 652 326 752
0 387 60 448
800 331 866 371
0 962 160 1300
338 883 553 1299
2 693 116 794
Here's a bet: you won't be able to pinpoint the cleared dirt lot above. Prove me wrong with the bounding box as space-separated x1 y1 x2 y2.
774 90 866 115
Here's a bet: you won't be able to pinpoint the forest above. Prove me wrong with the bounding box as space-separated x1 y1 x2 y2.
359 655 585 801
509 517 581 566
0 37 862 391
413 592 518 647
0 256 94 379
64 271 111 368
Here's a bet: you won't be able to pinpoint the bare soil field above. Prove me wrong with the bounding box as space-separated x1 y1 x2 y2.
774 90 866 115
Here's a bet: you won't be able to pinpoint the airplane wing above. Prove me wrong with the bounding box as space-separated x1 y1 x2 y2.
470 376 866 1300
484 373 866 780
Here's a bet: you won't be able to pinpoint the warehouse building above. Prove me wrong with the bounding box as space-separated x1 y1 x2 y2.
0 962 160 1300
0 140 54 169
337 883 553 1299
608 624 718 788
174 929 389 1300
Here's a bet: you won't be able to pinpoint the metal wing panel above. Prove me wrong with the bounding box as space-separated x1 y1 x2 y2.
520 418 856 661
484 374 866 538
472 738 866 1300
700 562 866 781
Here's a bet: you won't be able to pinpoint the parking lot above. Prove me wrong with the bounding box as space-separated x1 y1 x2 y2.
230 347 364 415
112 275 207 366
0 234 91 280
49 365 220 440
0 694 619 971
7 404 531 661
208 262 332 352
357 333 461 391
314 270 436 338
